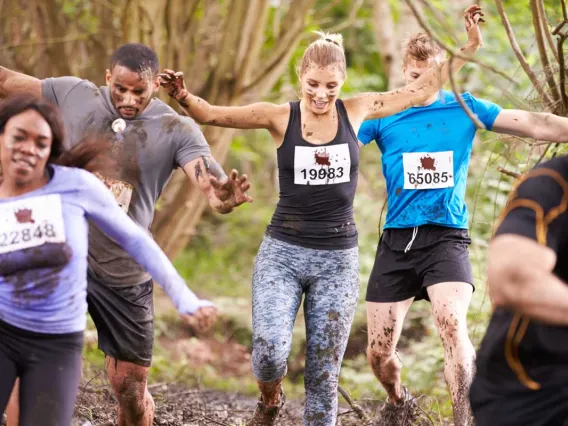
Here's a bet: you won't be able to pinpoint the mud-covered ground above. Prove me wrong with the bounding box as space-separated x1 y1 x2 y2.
72 382 376 426
70 380 441 426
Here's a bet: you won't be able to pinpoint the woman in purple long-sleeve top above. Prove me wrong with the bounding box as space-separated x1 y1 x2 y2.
0 95 215 426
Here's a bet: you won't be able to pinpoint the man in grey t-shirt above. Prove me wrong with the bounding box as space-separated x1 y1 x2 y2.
0 43 251 425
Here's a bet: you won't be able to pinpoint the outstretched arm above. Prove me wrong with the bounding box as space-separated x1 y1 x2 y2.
84 173 216 330
346 4 484 123
0 66 41 98
183 155 253 214
159 69 289 132
492 109 568 143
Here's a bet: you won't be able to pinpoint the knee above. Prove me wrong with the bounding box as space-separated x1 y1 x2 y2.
252 338 288 382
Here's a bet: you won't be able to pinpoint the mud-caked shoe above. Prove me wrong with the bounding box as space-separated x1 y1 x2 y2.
375 387 419 426
246 389 286 426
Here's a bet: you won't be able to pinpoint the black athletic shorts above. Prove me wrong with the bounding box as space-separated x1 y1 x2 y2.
366 225 474 303
87 272 154 367
0 319 83 426
470 375 568 426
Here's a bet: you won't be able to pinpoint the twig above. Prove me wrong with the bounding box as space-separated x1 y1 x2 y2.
495 0 555 107
319 0 364 34
497 167 521 179
448 56 486 129
338 385 371 423
404 0 516 84
81 371 104 394
531 0 561 104
417 0 459 45
538 0 560 63
558 34 568 114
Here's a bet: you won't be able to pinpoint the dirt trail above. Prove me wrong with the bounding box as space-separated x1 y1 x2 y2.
72 382 381 426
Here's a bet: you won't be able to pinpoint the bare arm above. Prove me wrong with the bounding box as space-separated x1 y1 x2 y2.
182 155 252 214
0 66 41 98
159 69 288 131
488 235 568 325
345 4 484 124
492 109 568 143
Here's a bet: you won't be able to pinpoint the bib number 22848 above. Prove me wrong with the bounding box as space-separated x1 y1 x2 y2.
294 144 351 185
402 151 455 190
0 194 66 254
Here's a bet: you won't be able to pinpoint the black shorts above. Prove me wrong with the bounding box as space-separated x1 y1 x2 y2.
470 375 568 426
0 319 83 426
365 225 474 303
87 272 154 367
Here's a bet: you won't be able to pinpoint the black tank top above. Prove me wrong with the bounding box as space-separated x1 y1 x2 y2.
266 100 359 249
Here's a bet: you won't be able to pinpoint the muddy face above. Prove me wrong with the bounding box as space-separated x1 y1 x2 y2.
300 64 344 115
0 109 52 189
106 65 159 119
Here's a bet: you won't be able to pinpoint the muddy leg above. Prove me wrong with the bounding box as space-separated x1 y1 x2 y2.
428 282 475 426
106 357 154 426
250 237 304 407
301 246 359 426
366 298 414 404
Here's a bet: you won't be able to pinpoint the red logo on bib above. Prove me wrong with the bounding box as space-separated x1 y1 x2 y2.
15 209 35 224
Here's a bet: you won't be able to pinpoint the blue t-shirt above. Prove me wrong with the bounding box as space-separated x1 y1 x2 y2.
0 165 211 334
358 90 502 229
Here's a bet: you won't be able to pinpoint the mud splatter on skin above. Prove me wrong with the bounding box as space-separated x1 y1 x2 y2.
450 364 474 426
194 162 203 181
257 377 283 406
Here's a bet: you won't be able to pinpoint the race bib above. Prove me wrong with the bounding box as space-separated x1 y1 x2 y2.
294 144 351 185
402 151 455 190
0 194 66 254
94 173 133 212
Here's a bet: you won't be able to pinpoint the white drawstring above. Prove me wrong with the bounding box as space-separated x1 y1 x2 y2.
404 227 418 253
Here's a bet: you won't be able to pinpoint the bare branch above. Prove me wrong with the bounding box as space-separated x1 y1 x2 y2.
418 0 459 45
537 0 560 63
558 34 568 114
338 386 371 423
317 0 364 34
497 167 521 179
448 56 486 130
562 0 568 21
530 0 561 105
404 0 516 84
495 0 555 108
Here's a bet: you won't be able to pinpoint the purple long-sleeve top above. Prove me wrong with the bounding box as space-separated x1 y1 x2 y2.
0 164 211 334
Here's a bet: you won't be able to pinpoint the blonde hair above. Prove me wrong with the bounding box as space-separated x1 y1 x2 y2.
403 32 443 65
299 31 346 77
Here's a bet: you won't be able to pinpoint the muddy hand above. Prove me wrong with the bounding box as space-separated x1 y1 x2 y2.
180 306 218 334
464 4 484 49
158 68 188 101
210 169 253 210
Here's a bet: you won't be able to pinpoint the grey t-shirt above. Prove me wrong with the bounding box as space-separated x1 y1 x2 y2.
42 77 211 286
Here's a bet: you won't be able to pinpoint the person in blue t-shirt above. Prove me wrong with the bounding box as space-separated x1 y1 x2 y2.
358 31 568 426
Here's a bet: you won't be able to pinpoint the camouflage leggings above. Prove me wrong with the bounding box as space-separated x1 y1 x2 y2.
251 235 359 426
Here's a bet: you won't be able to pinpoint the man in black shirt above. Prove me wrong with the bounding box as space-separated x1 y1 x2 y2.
470 155 568 426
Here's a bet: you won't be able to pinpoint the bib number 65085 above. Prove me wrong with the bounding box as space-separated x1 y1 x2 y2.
407 171 450 185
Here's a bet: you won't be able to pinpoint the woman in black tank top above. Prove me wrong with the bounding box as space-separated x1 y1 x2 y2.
161 31 480 426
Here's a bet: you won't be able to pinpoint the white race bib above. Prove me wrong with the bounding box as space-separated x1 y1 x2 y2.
294 144 351 186
0 194 66 254
94 173 133 212
402 151 455 190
